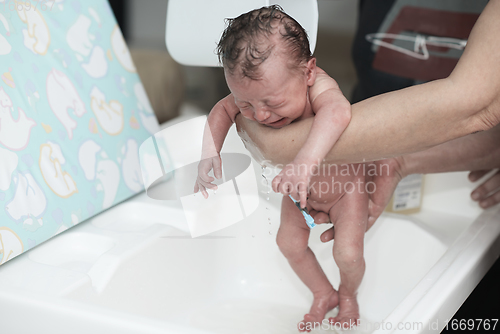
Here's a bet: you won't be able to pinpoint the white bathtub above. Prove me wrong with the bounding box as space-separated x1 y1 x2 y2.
1 108 499 334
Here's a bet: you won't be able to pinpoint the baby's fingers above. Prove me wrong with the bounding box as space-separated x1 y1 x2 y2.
272 175 282 193
279 181 293 195
198 160 215 183
196 182 208 199
199 171 214 184
193 179 208 198
212 157 222 179
197 177 218 191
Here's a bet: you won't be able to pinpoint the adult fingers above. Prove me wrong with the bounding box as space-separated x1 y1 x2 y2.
471 170 500 203
320 227 335 243
468 170 491 182
308 210 334 242
298 182 308 209
478 191 500 208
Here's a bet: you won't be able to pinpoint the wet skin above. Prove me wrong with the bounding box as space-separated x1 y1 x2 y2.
278 166 368 331
199 35 363 329
226 56 367 329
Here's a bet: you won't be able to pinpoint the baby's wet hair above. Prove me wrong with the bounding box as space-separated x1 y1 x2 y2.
216 5 312 79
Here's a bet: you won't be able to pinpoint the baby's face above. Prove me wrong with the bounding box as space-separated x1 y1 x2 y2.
226 53 314 129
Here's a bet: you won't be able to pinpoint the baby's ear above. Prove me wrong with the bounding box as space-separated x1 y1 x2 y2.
305 57 317 86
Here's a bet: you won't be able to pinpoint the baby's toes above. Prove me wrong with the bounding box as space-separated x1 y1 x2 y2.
304 313 321 324
298 314 321 332
297 319 311 333
329 316 359 329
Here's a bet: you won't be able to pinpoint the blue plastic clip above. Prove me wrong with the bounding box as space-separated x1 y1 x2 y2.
289 195 316 228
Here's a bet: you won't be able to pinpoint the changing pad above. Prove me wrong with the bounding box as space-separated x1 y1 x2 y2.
0 0 159 265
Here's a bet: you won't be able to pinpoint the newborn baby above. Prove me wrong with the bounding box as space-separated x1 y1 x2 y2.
195 5 367 330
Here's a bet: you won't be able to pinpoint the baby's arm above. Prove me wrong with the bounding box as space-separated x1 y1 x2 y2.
298 69 351 165
195 94 240 197
273 69 351 207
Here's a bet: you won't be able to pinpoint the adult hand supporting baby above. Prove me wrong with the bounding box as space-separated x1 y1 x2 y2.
237 115 500 243
315 124 500 243
469 170 500 209
308 159 403 243
238 124 500 246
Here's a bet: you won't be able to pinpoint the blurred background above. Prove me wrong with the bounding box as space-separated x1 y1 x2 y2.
108 0 358 122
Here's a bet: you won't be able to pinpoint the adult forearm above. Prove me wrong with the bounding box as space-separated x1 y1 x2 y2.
400 124 500 176
326 78 473 163
236 78 472 165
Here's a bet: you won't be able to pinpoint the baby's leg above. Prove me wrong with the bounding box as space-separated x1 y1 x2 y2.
277 196 338 332
328 184 368 328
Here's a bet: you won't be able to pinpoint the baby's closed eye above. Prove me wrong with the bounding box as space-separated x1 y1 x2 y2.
238 107 256 121
268 101 285 109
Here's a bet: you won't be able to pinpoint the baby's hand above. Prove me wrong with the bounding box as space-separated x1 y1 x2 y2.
194 155 222 198
272 161 314 208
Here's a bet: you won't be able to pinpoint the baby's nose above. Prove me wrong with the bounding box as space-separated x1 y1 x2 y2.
254 107 271 122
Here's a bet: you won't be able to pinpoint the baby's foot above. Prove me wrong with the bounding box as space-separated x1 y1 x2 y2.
298 289 339 332
328 296 360 329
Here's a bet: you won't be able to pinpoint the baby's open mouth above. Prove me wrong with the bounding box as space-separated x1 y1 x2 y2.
266 118 286 127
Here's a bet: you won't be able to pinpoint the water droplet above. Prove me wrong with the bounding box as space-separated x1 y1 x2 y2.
269 231 272 235
266 197 270 201
261 166 272 198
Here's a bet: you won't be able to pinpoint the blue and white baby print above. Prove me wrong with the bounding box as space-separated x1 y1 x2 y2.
0 0 160 265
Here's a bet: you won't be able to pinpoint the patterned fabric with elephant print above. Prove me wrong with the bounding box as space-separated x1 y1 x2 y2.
0 0 159 265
